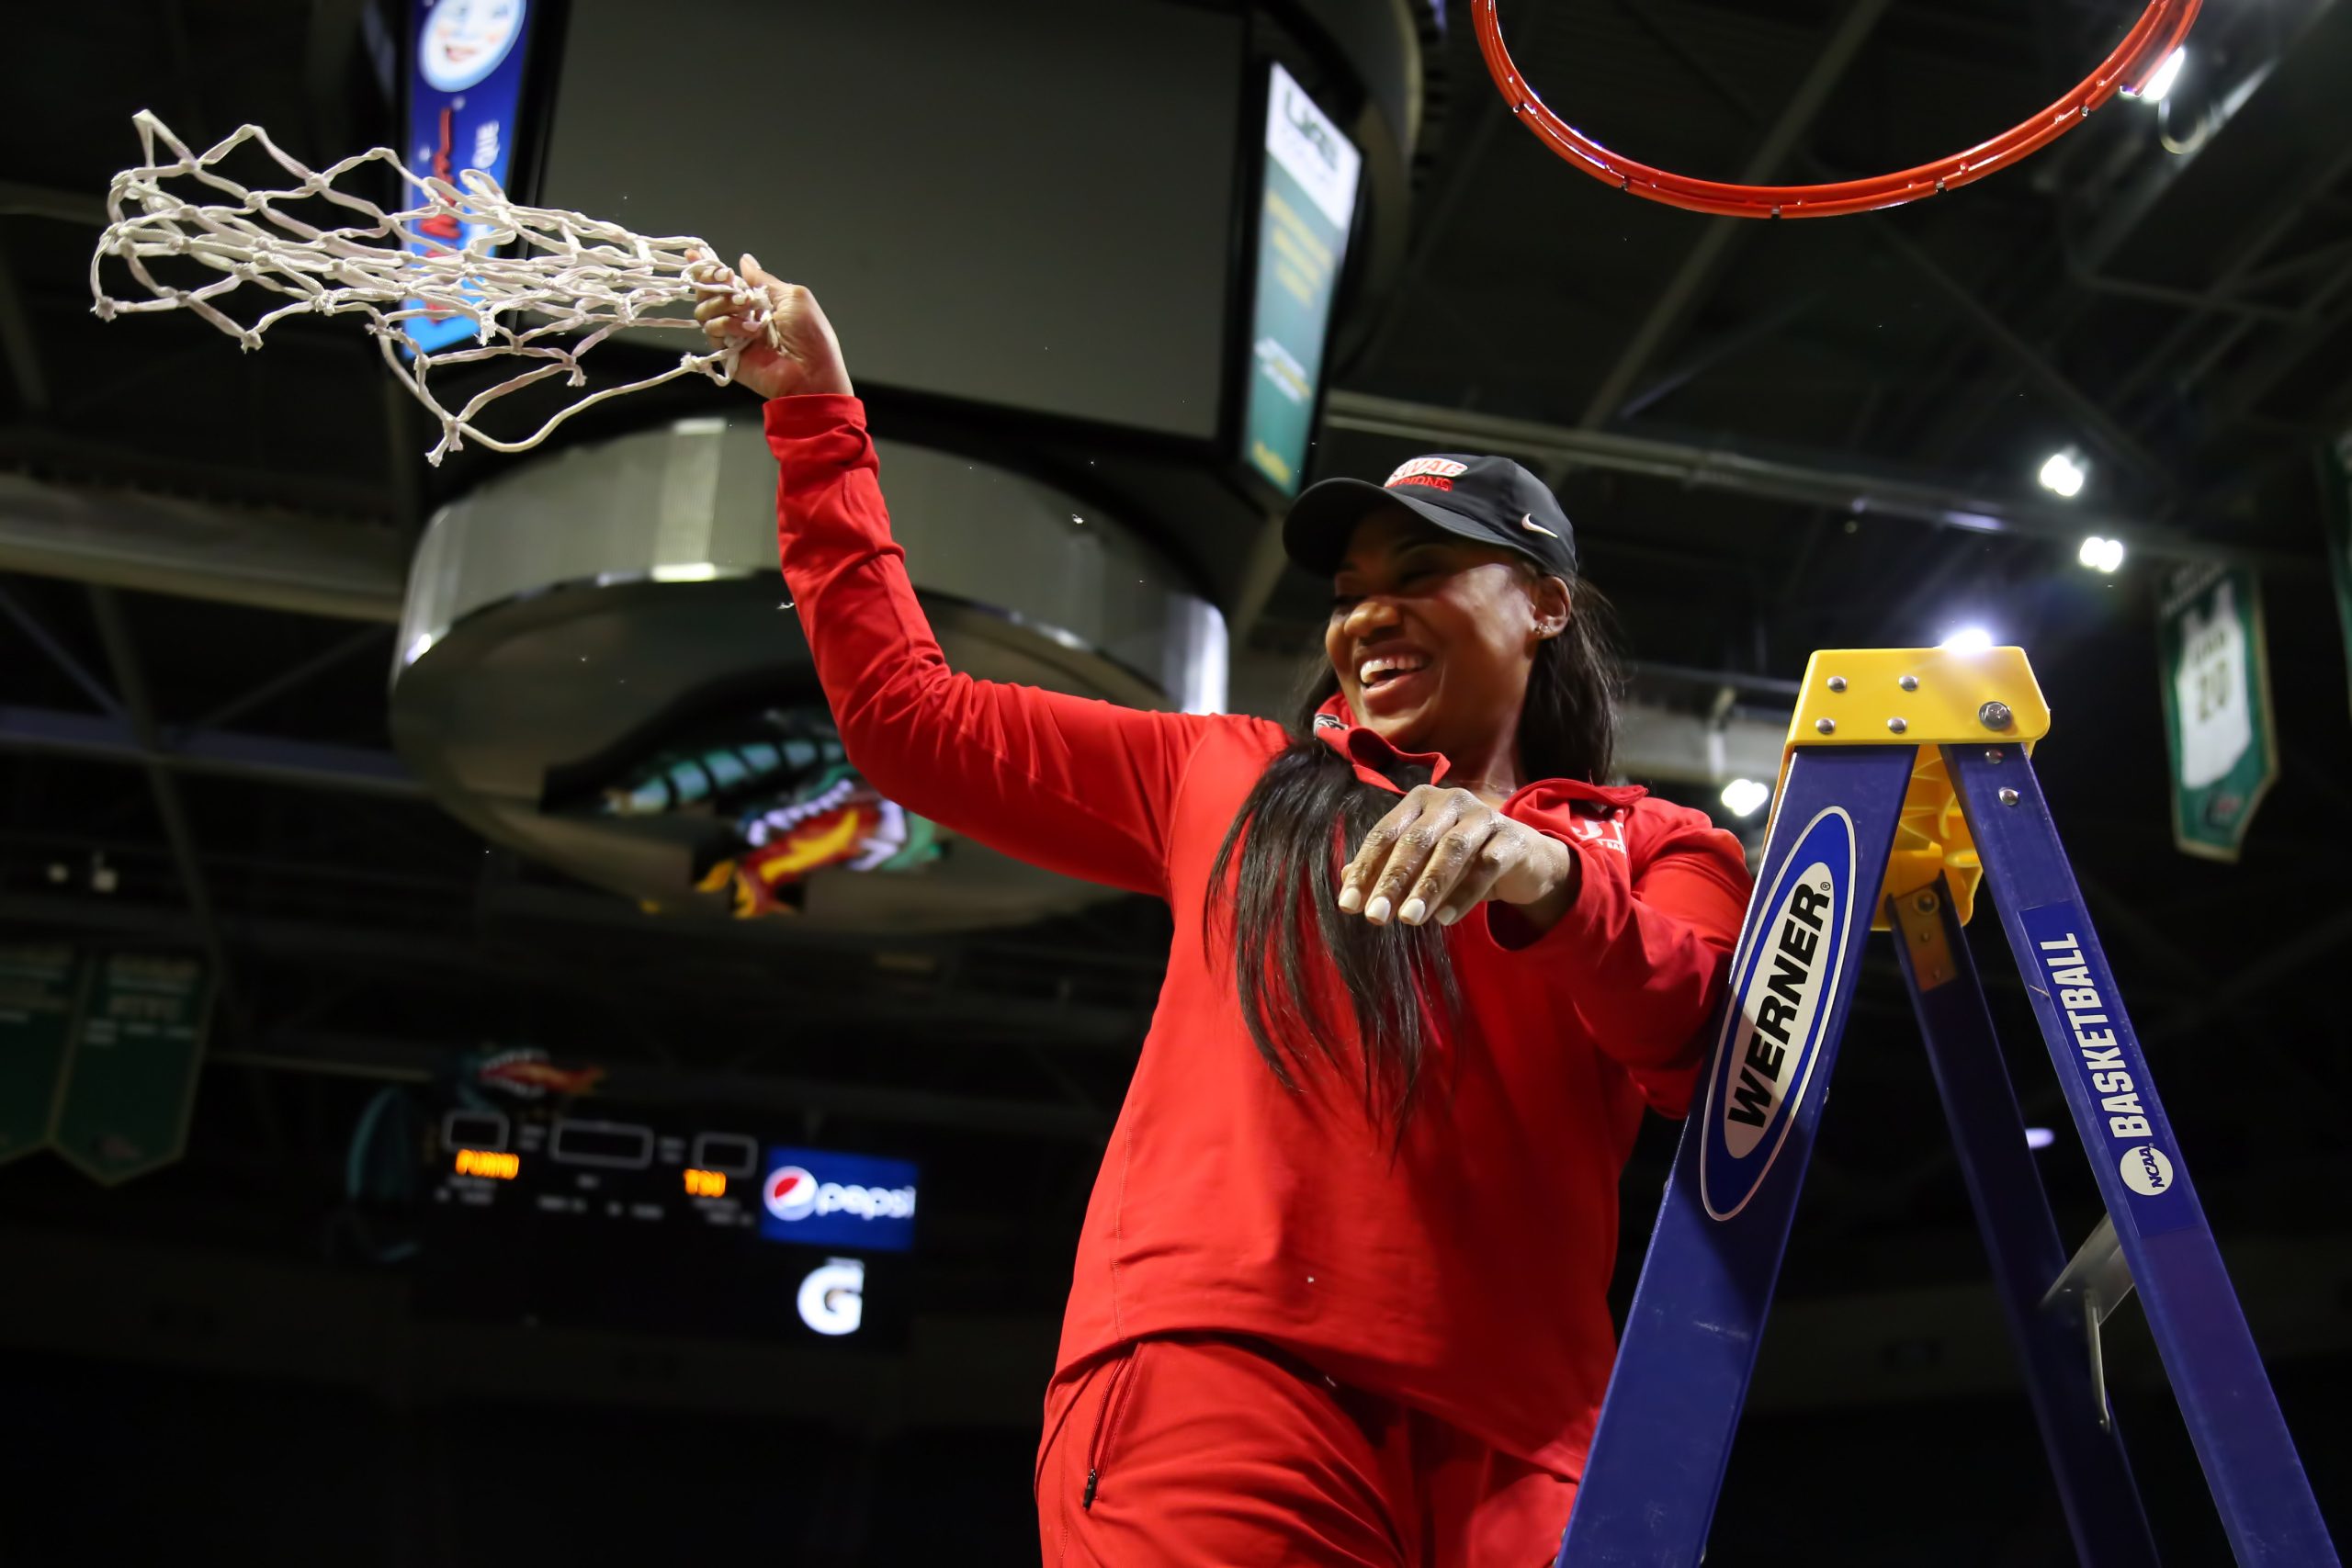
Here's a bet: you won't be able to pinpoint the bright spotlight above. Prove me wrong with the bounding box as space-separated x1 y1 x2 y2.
2025 1126 2057 1151
2135 47 2188 104
1940 627 1995 654
2038 449 2086 499
1720 778 1770 819
2078 536 2126 573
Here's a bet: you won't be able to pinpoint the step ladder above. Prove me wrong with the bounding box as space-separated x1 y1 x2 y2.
1558 647 2337 1568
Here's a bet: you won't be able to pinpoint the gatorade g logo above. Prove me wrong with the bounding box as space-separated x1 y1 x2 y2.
797 1258 865 1337
764 1165 820 1222
1701 807 1857 1221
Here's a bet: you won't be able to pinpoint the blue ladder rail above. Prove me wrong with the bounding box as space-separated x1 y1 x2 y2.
1554 733 2337 1568
1951 743 2334 1567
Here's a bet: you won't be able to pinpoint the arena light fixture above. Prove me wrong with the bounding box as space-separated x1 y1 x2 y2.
2038 448 2088 499
2025 1126 2057 1151
1940 626 1996 654
2078 536 2127 573
2132 47 2189 103
1719 778 1771 819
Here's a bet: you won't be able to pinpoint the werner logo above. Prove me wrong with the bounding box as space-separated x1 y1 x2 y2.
756 1145 921 1252
1702 807 1856 1221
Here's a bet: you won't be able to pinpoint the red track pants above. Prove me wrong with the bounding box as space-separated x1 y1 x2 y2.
1035 1335 1577 1567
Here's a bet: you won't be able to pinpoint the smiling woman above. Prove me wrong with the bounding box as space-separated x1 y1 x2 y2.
1206 464 1634 1140
1330 516 1573 746
1288 451 1618 788
697 261 1755 1568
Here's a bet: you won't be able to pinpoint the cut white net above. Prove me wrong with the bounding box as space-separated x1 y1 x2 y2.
89 110 767 466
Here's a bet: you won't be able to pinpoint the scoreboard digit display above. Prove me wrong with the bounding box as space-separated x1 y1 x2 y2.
419 1101 915 1347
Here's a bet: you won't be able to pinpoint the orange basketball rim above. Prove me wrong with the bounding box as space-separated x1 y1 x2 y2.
1470 0 2202 219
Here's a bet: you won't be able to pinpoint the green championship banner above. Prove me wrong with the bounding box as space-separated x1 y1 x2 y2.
2156 560 2278 862
2323 433 2352 722
0 943 83 1167
50 952 213 1184
1240 62 1362 496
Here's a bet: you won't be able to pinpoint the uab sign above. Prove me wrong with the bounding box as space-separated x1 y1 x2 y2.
2156 560 2278 862
1239 63 1361 494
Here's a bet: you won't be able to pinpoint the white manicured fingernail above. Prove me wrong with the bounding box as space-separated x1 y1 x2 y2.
1437 906 1462 926
1365 895 1392 923
1399 897 1427 925
1338 886 1363 913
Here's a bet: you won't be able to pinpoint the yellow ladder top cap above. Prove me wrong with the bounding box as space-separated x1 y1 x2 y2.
1784 646 2050 755
1778 647 2051 931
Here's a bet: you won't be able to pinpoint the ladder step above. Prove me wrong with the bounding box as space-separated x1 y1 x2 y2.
2041 1213 2137 1434
2041 1213 2136 1325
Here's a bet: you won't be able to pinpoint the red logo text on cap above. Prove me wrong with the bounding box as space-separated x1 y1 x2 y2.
1385 457 1468 492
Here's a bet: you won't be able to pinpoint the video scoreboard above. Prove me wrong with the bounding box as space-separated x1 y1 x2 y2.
419 1100 917 1346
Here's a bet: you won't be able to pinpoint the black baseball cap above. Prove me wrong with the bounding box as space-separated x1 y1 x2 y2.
1282 453 1577 580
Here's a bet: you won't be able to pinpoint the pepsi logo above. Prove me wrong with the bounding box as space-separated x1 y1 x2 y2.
764 1165 820 1222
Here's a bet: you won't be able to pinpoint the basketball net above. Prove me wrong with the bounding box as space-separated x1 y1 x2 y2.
89 110 767 466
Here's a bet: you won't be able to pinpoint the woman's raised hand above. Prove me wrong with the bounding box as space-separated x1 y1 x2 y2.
1339 785 1580 930
689 252 854 400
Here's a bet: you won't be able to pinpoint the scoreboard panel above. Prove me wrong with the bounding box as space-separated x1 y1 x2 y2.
418 1100 916 1347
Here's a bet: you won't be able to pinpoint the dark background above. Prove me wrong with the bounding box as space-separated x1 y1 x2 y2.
3 0 2349 1562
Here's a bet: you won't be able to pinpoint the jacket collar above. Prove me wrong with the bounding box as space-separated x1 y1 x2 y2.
1309 693 1648 808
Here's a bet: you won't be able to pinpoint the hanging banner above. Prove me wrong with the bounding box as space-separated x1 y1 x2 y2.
2323 434 2352 722
2155 561 2278 862
403 0 537 355
50 953 213 1185
1239 62 1363 495
0 943 82 1167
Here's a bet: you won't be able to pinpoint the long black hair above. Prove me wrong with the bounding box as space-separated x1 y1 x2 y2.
1205 563 1624 1135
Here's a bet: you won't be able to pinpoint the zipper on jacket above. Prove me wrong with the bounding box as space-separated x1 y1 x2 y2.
1082 1346 1143 1512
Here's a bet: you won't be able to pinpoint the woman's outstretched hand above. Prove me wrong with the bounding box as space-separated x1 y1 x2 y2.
1339 785 1581 931
690 253 854 400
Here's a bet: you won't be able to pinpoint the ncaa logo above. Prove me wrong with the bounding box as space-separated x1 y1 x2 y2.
2120 1144 2174 1198
763 1165 820 1222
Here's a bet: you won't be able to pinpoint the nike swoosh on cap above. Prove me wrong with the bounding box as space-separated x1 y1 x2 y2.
1521 513 1561 539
